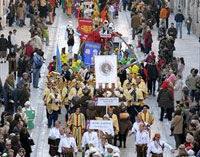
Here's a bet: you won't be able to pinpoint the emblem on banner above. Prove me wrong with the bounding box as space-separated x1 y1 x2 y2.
99 61 113 76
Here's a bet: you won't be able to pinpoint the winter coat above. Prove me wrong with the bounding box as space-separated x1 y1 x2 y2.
20 132 32 155
146 63 158 80
131 14 141 29
0 37 8 51
119 112 132 135
8 4 15 19
7 52 17 73
186 75 199 90
144 32 153 48
17 58 28 77
157 88 173 109
167 27 177 39
174 79 183 102
17 6 25 20
18 88 30 107
171 115 183 134
175 13 185 23
159 7 168 19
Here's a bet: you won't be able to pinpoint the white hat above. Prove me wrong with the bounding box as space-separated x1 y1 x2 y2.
25 101 31 106
187 149 195 156
106 91 112 97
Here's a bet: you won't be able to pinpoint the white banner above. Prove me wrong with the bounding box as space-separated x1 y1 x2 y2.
89 120 113 130
95 55 117 86
97 97 119 106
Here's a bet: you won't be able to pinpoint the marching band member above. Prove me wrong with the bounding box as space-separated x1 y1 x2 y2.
58 128 78 157
147 133 174 157
122 73 136 89
107 107 119 146
135 123 150 157
130 114 144 134
48 120 61 157
139 105 154 127
67 107 86 150
82 127 99 155
46 87 62 128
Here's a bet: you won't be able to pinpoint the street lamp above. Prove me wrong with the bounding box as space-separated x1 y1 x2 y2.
197 0 199 23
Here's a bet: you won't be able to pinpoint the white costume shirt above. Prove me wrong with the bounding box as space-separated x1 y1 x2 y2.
82 131 99 148
58 135 78 153
131 121 143 133
135 130 150 145
11 34 18 46
147 140 173 157
49 127 60 140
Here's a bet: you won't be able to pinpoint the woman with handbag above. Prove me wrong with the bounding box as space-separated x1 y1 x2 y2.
19 127 33 157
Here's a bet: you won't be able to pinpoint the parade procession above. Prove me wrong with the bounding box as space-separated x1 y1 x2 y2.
0 0 200 157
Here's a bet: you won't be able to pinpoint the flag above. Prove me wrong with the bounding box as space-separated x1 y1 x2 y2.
84 42 101 66
56 44 62 73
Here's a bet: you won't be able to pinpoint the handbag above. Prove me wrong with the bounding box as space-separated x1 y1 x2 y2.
29 138 35 145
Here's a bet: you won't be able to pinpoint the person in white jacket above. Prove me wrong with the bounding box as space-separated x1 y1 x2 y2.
174 75 183 104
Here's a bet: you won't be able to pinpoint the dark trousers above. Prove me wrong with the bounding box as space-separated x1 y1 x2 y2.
48 110 59 128
166 18 169 28
190 89 196 102
136 145 147 157
155 16 160 28
160 107 172 121
119 129 129 148
61 152 73 157
122 1 127 11
174 134 182 148
9 17 14 26
148 79 156 94
187 23 191 34
132 28 138 40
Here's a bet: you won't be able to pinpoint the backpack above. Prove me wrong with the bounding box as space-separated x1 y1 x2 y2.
147 36 153 44
34 56 43 69
29 5 34 14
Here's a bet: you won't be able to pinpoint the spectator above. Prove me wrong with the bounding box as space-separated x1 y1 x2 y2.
171 109 183 149
131 11 141 40
174 75 183 104
157 81 173 121
0 34 8 63
7 48 17 78
32 52 43 88
17 54 28 84
174 9 185 39
17 3 26 27
185 14 192 35
167 22 177 40
19 128 32 157
144 28 153 54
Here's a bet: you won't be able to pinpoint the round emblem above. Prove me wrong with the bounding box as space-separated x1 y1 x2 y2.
99 61 113 76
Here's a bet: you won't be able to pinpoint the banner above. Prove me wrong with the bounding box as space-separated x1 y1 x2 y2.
76 18 93 41
89 120 113 130
84 42 101 66
97 97 119 106
95 55 117 86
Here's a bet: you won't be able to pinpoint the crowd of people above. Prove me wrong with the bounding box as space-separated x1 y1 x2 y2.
0 0 200 157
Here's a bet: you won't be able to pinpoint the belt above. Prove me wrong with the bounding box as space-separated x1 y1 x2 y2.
136 144 147 147
151 153 163 155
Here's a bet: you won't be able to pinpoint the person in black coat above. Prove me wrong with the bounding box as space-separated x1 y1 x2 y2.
118 63 127 85
17 54 28 84
146 59 158 96
20 127 32 157
167 22 177 40
0 34 8 63
61 64 71 81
